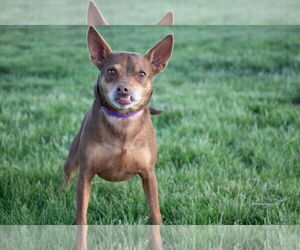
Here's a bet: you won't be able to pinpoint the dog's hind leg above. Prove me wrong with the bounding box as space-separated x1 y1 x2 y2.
61 132 81 189
60 114 88 189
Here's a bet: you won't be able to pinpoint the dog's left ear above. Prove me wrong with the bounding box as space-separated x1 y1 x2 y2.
87 0 108 25
87 26 112 69
157 11 174 25
146 34 174 75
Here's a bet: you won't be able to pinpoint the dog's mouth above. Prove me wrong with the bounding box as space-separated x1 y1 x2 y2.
115 95 135 106
108 88 140 109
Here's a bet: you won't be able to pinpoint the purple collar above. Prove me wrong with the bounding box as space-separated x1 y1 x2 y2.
102 107 140 118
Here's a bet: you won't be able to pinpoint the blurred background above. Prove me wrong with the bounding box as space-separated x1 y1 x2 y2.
0 0 300 24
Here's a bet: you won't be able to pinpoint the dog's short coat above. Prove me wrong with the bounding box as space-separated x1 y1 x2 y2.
62 26 174 225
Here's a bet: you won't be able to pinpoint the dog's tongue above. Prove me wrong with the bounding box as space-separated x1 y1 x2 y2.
117 96 132 105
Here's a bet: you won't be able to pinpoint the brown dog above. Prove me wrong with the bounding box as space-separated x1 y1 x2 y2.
62 26 174 225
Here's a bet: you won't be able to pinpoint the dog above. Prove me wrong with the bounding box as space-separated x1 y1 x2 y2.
61 26 174 225
87 0 174 25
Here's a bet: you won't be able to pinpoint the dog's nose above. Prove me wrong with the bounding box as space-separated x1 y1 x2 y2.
117 85 130 94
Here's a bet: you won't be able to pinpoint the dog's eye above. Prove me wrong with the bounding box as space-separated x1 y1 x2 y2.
138 71 146 79
107 68 117 75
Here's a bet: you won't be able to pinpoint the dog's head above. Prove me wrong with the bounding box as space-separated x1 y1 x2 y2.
87 0 174 25
87 26 173 114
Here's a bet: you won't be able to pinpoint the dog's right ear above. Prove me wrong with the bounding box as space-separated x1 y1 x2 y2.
87 26 112 69
146 34 174 75
87 0 108 25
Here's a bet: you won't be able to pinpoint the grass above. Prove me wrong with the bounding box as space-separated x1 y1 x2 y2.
1 225 300 249
0 0 300 24
0 26 300 225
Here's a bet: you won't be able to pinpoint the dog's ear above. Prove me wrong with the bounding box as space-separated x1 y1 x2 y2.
87 0 108 25
146 34 174 75
157 11 174 25
87 26 112 69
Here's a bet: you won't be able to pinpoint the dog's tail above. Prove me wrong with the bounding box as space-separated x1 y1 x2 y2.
149 107 163 115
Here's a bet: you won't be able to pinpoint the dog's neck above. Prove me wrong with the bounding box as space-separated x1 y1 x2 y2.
102 106 141 118
93 82 149 138
100 105 147 139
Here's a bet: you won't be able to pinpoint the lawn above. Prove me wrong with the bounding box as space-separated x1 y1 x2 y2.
0 26 300 225
1 0 300 25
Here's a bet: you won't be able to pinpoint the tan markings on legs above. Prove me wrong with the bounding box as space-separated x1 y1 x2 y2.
150 225 163 250
75 225 88 250
141 170 162 225
76 171 94 225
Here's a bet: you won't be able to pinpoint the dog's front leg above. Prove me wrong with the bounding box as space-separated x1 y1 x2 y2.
76 171 94 225
140 169 162 225
75 225 88 250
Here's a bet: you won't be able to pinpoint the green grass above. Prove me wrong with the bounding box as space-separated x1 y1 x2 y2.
1 0 300 24
1 226 300 249
0 26 300 225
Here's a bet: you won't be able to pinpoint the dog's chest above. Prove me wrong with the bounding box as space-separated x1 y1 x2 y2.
91 139 153 181
82 109 156 181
